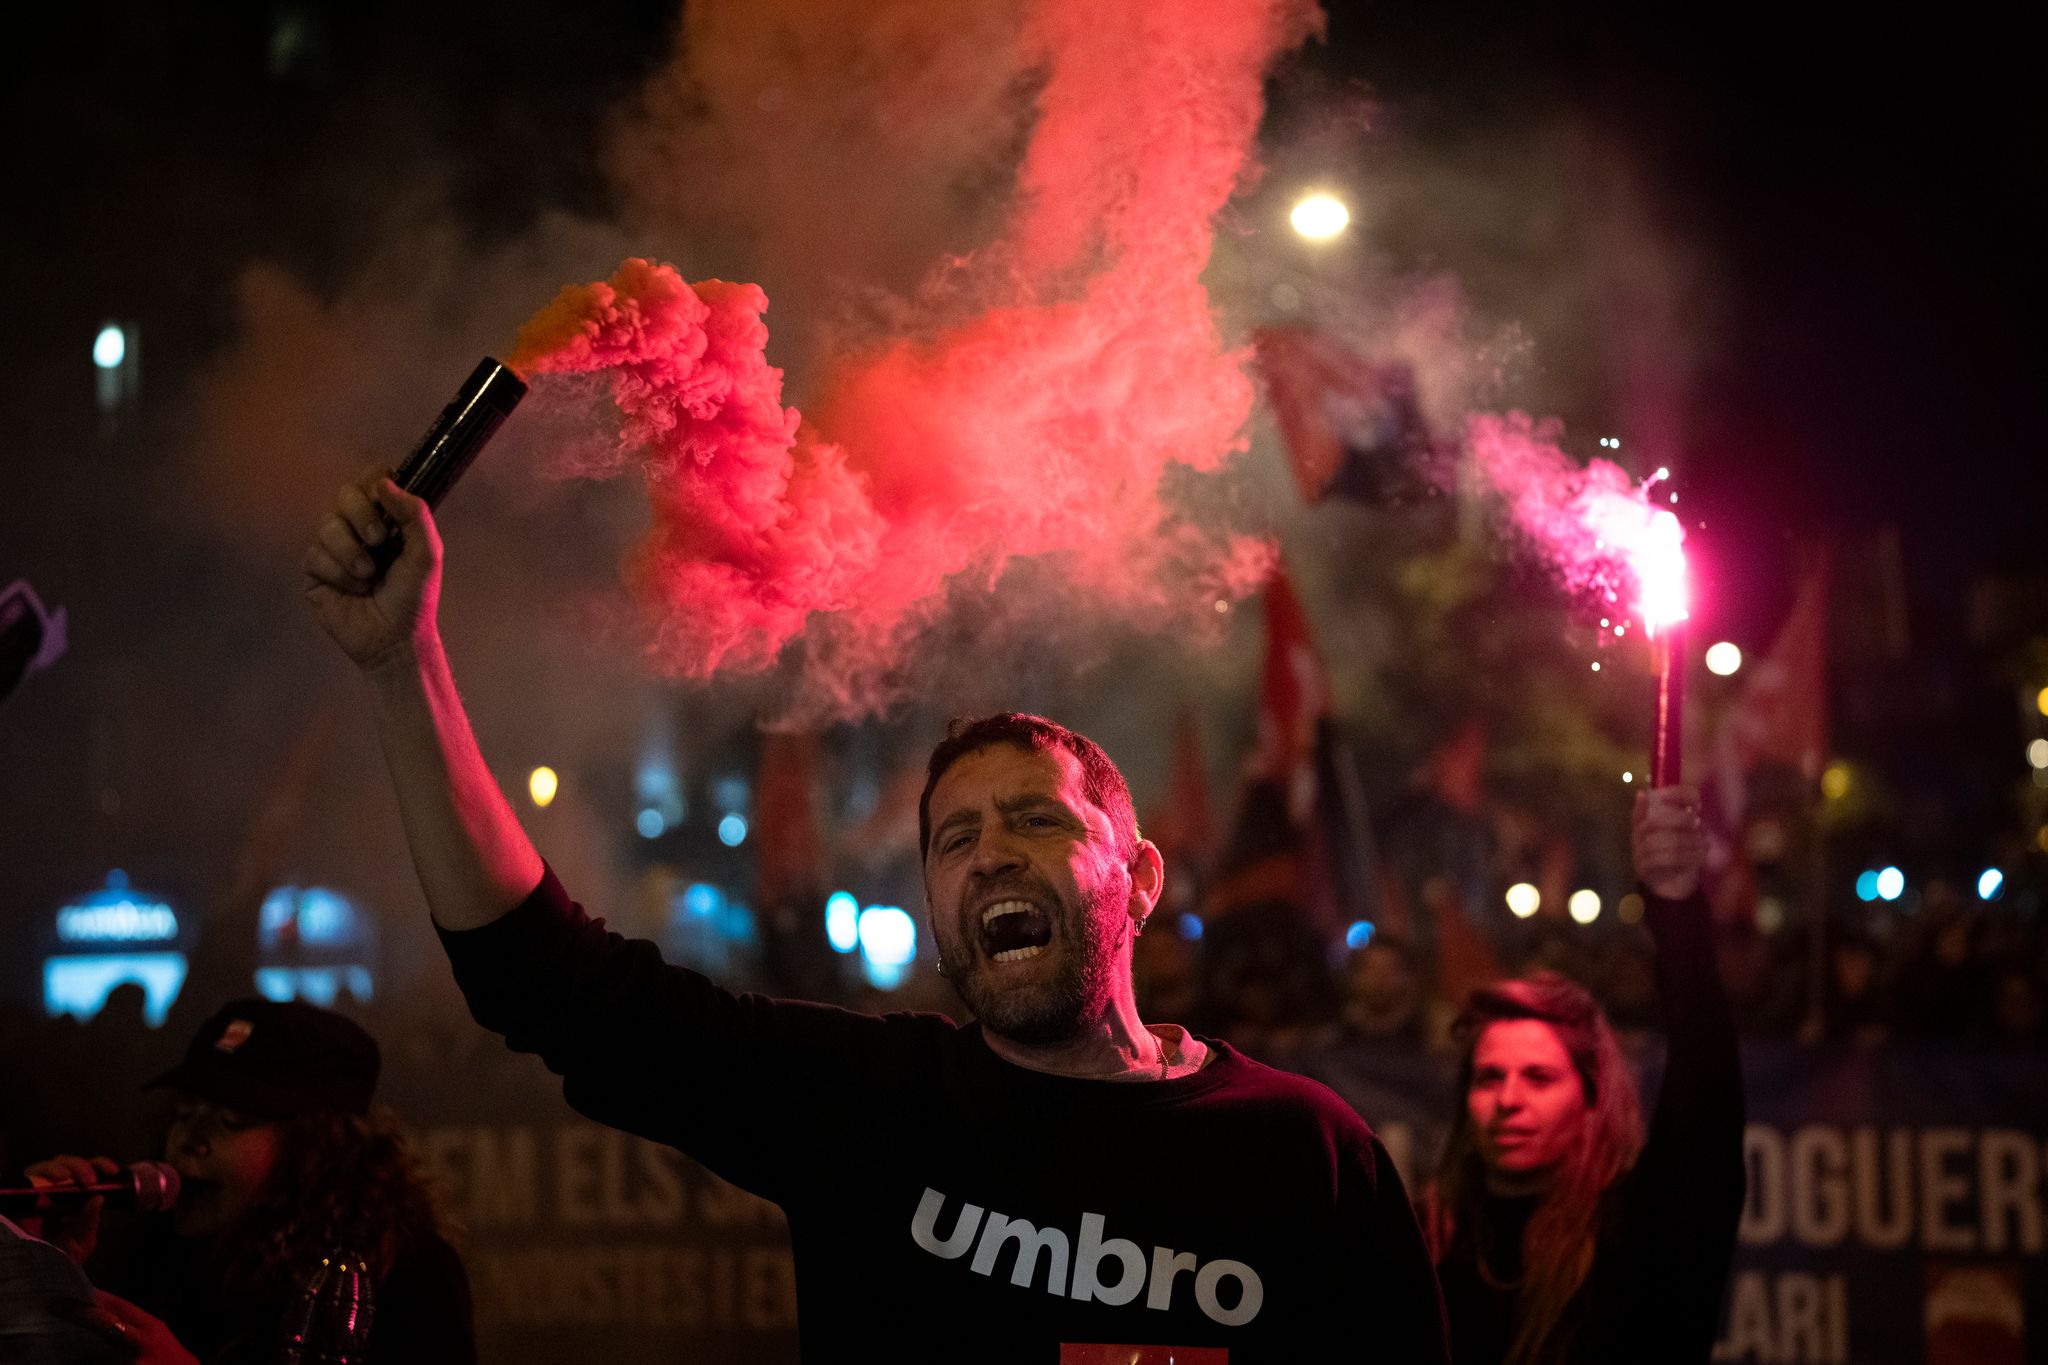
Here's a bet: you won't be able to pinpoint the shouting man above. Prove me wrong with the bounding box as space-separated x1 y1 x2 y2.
305 473 1449 1362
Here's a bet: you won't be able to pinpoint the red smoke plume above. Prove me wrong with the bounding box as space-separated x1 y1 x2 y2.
508 0 1320 712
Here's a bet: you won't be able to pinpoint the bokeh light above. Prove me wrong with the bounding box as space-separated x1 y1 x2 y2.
1875 866 1905 902
1289 192 1350 240
857 905 917 967
1505 883 1541 918
1704 642 1743 676
1568 890 1601 924
527 766 558 808
824 892 860 954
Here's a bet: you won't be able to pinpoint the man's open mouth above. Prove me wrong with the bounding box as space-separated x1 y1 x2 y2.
979 899 1053 962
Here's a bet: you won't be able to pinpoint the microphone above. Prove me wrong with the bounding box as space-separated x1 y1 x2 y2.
0 1162 181 1215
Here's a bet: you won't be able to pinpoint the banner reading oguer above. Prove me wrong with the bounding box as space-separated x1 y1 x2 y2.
391 1040 2046 1364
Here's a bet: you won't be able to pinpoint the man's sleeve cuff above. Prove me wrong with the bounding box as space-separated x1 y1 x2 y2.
435 863 576 963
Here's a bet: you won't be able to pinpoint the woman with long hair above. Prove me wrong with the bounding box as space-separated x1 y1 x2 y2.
28 999 474 1365
1428 787 1745 1365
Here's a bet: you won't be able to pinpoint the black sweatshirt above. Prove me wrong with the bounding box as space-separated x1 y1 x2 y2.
441 865 1451 1363
1436 890 1746 1365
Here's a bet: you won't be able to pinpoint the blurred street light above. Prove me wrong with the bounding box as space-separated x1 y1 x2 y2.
1289 192 1350 240
1704 642 1743 676
1506 883 1541 917
93 325 127 370
527 766 559 808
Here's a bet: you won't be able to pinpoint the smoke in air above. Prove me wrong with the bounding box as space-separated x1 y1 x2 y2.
1465 412 1688 633
507 0 1321 715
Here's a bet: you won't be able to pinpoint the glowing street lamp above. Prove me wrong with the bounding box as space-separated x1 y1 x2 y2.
1704 642 1743 676
1289 193 1350 241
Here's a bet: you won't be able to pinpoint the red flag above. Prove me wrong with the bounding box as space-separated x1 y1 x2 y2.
1374 720 1503 985
1417 874 1503 1011
1252 564 1330 826
1732 559 1829 781
1709 556 1830 822
1705 555 1829 921
1252 326 1432 503
839 757 926 862
753 731 822 907
1145 710 1218 873
1254 568 1373 937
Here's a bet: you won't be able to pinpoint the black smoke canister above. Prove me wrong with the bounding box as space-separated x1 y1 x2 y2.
370 357 526 566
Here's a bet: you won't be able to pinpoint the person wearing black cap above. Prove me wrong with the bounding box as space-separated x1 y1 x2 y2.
25 999 475 1365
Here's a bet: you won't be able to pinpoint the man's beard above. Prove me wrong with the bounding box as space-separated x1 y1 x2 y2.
950 878 1123 1045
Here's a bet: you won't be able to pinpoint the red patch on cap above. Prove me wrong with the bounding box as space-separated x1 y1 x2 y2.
215 1019 254 1053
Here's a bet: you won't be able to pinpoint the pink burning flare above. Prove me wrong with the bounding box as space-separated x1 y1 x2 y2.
1465 413 1690 633
1632 496 1690 638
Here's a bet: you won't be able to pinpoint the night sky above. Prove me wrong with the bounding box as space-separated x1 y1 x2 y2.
10 3 2035 624
1 0 2039 919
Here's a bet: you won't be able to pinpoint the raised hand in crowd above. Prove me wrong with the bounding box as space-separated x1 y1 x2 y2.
1633 785 1706 901
301 470 440 673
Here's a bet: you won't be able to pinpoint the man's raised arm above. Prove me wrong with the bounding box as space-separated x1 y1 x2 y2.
303 472 542 930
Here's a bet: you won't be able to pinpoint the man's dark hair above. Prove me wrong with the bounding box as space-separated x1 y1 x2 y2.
918 713 1140 863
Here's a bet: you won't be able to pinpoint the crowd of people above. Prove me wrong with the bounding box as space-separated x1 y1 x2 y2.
1124 874 2048 1063
0 467 2014 1363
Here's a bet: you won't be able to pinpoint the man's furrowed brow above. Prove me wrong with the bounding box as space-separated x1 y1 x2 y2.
931 808 982 842
994 792 1073 819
